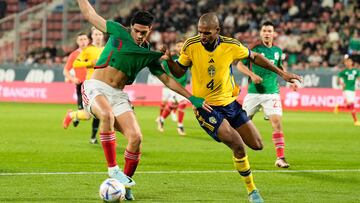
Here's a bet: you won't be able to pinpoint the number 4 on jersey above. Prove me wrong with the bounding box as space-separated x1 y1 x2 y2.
206 79 214 90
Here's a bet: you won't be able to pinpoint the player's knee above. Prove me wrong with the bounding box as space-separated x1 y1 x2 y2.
98 110 114 124
255 140 264 150
126 130 143 147
232 144 246 158
249 138 263 150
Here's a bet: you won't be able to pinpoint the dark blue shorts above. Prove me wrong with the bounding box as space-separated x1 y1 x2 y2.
194 100 249 142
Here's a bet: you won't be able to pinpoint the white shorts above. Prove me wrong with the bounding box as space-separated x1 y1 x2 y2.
82 79 133 117
161 87 187 103
344 90 355 104
243 93 282 117
162 87 174 101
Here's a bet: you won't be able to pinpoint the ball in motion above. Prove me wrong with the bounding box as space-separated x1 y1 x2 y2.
99 178 126 202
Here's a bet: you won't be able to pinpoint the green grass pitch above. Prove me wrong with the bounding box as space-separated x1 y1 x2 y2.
0 102 359 202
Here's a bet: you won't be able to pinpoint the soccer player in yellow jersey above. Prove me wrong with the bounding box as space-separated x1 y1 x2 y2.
163 13 301 203
63 27 105 144
63 32 89 127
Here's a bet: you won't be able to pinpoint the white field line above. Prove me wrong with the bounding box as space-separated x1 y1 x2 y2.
1 169 360 176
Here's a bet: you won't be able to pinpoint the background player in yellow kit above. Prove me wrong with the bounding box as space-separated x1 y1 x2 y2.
63 32 89 127
63 26 105 144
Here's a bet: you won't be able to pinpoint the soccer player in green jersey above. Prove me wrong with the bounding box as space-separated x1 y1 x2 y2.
334 54 360 126
157 40 189 135
77 0 211 200
240 21 293 168
162 13 301 203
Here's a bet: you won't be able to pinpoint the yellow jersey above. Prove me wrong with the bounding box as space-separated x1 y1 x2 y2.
73 45 104 80
178 35 250 106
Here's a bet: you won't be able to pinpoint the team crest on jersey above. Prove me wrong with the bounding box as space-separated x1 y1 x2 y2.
209 116 217 124
274 52 279 60
208 65 216 77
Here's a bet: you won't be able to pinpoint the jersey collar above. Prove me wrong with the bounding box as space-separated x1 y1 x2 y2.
203 36 221 52
139 41 150 50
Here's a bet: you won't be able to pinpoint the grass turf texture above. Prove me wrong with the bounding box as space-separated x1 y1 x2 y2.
0 103 359 202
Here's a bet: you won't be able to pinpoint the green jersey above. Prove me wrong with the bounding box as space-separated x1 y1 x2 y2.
244 43 283 94
161 55 187 87
338 68 360 91
95 20 165 85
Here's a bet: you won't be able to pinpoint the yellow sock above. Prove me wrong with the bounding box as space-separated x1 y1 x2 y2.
233 155 256 194
70 110 90 121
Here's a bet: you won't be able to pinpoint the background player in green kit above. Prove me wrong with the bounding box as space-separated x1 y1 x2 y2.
157 40 189 135
240 21 292 168
334 54 360 126
77 0 212 200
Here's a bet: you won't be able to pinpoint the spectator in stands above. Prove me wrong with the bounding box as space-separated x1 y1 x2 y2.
308 50 323 68
24 54 35 66
328 49 343 67
0 0 7 19
19 0 28 12
5 0 359 69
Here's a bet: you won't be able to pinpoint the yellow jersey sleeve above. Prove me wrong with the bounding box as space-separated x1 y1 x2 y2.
178 36 201 67
178 47 192 67
177 50 192 67
227 38 250 60
73 46 103 80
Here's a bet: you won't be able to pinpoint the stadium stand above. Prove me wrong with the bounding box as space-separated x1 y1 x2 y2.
117 0 359 70
0 0 132 65
0 0 359 69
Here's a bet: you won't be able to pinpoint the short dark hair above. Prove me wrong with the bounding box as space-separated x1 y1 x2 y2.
130 11 154 26
77 32 87 37
261 21 275 28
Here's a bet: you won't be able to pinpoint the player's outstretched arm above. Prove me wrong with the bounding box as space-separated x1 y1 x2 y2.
160 45 187 78
250 52 301 83
77 0 106 33
63 52 78 83
157 73 212 112
236 61 262 84
337 77 345 89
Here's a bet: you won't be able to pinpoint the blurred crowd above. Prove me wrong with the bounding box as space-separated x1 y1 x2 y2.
21 0 360 70
115 0 360 70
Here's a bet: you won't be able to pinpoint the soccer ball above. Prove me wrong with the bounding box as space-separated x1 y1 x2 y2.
99 178 126 202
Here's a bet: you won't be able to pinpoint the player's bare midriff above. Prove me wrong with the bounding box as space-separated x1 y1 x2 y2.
92 66 128 90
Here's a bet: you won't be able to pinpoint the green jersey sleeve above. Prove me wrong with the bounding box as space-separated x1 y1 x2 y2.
148 59 166 77
161 60 171 75
106 20 131 39
242 58 249 66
